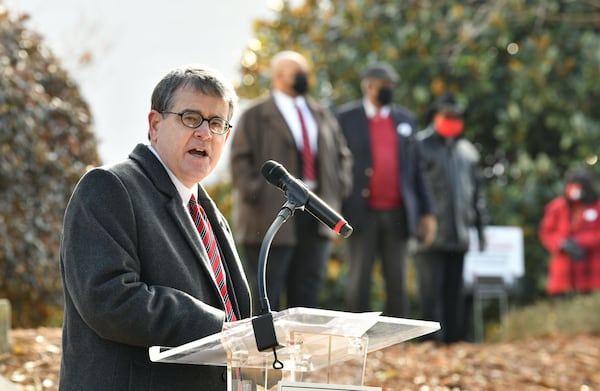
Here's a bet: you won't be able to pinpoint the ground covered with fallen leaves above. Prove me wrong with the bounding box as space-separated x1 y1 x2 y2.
0 328 598 390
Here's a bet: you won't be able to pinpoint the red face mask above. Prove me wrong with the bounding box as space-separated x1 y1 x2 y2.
565 183 583 201
435 117 464 138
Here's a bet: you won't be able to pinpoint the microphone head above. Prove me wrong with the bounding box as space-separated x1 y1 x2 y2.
340 224 353 238
261 160 286 187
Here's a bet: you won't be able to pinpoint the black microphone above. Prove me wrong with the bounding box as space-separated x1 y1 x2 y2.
261 160 353 238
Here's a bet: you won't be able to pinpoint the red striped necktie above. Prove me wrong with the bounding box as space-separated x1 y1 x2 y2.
188 195 237 322
295 104 316 182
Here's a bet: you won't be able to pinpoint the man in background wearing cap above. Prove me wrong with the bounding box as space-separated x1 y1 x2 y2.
415 92 489 343
335 62 437 317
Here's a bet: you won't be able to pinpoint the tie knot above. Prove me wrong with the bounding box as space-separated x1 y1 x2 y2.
188 195 203 219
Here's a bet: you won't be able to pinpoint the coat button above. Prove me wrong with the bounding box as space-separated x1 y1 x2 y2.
361 188 370 198
364 168 373 177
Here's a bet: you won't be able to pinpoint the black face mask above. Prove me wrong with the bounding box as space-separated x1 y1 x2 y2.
376 87 394 105
292 72 309 95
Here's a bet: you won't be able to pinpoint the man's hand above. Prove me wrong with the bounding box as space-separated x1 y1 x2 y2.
417 214 437 247
478 231 487 252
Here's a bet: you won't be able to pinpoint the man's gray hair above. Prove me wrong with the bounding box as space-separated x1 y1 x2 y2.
151 64 238 120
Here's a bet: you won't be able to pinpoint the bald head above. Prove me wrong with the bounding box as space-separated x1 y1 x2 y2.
271 51 309 97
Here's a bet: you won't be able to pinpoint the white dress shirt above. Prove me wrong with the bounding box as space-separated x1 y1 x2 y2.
363 97 391 119
273 90 319 154
147 145 195 210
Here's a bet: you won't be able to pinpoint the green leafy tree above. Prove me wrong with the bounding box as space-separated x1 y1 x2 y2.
236 0 600 304
0 9 100 326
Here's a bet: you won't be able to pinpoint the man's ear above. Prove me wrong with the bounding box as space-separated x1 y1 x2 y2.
148 110 161 143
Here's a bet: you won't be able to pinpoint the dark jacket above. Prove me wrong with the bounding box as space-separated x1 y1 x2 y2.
416 127 488 252
230 93 353 245
59 144 251 390
335 100 435 236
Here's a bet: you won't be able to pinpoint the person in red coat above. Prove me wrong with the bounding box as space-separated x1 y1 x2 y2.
539 167 600 295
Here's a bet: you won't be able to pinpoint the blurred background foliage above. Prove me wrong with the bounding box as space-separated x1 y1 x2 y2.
234 0 600 309
0 8 100 327
3 0 600 330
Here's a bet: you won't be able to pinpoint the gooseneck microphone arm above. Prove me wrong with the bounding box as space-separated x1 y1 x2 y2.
252 193 308 369
257 199 307 315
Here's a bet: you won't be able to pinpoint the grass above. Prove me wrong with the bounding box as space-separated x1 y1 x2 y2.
499 291 600 342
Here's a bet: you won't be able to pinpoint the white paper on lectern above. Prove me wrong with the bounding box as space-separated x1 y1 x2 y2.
275 310 381 339
148 309 381 365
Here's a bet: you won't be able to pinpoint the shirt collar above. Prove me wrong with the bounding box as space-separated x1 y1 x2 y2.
147 145 196 206
363 98 391 118
273 90 308 109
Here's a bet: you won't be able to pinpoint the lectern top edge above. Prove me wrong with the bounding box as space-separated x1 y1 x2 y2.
149 307 440 367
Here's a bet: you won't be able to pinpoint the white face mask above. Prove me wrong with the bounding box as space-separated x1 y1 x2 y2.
566 183 582 201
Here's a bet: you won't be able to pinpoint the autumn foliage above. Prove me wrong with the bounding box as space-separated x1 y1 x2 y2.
0 7 100 327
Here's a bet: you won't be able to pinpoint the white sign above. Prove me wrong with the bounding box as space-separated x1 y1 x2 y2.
463 226 524 286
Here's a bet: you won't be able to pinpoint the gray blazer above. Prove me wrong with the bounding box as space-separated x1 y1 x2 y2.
230 93 353 246
59 144 251 391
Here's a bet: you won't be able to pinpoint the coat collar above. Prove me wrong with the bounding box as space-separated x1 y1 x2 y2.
129 144 228 298
129 144 179 199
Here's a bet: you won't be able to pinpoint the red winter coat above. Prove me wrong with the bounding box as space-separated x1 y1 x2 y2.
539 197 600 294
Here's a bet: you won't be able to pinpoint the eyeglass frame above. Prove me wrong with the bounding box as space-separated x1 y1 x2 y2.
161 110 232 135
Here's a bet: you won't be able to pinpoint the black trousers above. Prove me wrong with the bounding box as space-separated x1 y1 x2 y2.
344 208 409 317
242 211 331 314
415 250 466 343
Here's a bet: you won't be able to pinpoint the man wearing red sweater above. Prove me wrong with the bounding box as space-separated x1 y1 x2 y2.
336 62 437 317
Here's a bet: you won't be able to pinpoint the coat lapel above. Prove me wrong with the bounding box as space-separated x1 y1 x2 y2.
129 145 221 295
166 197 219 287
390 110 411 181
197 185 251 318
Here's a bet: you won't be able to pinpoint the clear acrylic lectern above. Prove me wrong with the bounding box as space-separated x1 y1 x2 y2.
149 307 440 391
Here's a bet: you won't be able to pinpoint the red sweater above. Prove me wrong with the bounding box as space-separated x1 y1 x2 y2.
368 114 402 209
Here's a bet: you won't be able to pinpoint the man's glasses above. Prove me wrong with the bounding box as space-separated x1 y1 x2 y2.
162 111 231 135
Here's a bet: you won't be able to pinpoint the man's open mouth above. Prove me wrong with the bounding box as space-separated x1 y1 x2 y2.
189 147 208 157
